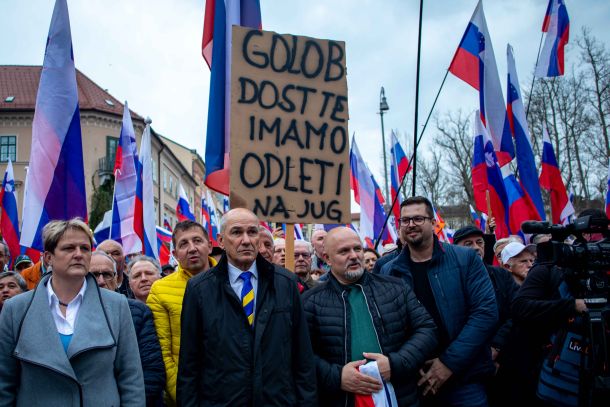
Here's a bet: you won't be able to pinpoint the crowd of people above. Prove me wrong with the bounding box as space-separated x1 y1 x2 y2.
0 197 607 406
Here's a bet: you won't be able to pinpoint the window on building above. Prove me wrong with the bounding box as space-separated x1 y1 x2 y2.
152 160 158 183
106 136 119 170
163 169 168 191
0 136 16 162
169 175 174 196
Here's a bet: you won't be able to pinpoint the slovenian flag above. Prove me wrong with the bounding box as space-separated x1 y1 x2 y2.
0 160 21 267
449 0 514 165
20 0 87 252
135 120 158 259
539 126 574 224
110 102 141 255
155 226 173 266
471 113 510 238
177 184 196 222
202 0 262 194
206 190 220 246
506 45 545 221
390 131 410 227
535 0 569 77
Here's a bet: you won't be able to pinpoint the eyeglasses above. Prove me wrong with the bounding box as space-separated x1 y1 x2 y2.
399 216 432 226
294 252 311 259
91 271 116 280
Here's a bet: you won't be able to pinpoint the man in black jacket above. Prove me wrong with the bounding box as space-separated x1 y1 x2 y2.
177 208 317 407
303 227 438 406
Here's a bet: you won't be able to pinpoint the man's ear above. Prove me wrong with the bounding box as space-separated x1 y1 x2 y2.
217 233 225 250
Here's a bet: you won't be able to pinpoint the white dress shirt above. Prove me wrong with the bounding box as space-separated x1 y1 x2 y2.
227 260 258 315
46 277 87 335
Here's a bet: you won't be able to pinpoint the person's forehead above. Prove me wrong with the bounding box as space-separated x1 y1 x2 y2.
312 230 327 240
59 229 91 244
131 261 157 273
401 203 428 215
460 235 484 244
0 276 17 285
175 227 206 241
329 232 361 252
90 256 114 270
98 240 122 253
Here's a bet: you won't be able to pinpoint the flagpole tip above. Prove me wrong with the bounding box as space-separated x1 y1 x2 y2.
145 117 152 125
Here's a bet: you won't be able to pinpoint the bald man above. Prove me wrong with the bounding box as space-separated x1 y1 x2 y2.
302 227 437 406
177 208 316 406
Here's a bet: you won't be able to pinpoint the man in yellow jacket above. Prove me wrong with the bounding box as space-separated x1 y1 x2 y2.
147 220 217 406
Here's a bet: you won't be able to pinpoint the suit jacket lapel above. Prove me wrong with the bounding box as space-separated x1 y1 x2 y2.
67 274 116 359
14 274 76 380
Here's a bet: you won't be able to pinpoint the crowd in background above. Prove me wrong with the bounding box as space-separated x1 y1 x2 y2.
0 196 608 406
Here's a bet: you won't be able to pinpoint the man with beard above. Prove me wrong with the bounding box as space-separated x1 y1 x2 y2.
382 196 497 406
303 227 437 406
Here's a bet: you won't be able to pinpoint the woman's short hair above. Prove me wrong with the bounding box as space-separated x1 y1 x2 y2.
0 271 28 292
42 218 93 253
126 255 162 276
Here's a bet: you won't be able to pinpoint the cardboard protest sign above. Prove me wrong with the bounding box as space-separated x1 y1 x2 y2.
229 26 350 224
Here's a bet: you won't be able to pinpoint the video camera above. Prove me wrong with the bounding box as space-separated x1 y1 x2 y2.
522 215 610 299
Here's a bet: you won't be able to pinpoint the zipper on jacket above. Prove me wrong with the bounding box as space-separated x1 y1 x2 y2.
371 297 386 336
341 289 349 407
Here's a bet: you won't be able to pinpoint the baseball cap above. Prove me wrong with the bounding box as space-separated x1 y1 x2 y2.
501 242 536 265
452 226 484 245
14 255 33 269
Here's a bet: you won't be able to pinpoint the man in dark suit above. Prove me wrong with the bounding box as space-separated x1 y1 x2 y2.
177 208 316 406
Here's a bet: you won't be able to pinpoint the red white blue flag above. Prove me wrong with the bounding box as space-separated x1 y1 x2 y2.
135 121 158 259
350 137 390 248
507 45 545 221
163 216 173 232
390 131 410 226
501 164 534 236
155 225 172 266
21 0 87 251
203 0 262 194
535 0 569 77
201 195 211 230
469 204 486 232
206 190 220 246
110 102 141 255
1 160 21 267
449 0 514 165
539 127 574 224
177 184 196 222
472 113 510 238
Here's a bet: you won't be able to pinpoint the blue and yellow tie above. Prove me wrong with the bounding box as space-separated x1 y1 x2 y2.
239 271 255 326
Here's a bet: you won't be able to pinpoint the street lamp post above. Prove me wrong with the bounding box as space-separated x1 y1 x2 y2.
379 87 390 202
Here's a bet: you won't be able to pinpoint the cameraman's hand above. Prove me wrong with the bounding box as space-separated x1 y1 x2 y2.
575 299 588 313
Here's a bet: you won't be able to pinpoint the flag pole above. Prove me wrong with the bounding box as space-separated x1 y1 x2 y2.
373 70 449 249
411 0 424 197
525 32 545 119
108 170 119 240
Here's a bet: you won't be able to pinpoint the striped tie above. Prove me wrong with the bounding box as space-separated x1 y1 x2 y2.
239 271 255 326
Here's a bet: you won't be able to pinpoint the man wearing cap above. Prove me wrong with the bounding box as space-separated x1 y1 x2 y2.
500 242 536 285
13 255 33 273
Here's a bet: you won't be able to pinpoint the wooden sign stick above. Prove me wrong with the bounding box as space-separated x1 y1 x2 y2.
485 190 492 220
285 223 295 272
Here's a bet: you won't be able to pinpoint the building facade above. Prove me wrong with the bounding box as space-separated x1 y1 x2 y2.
0 65 201 231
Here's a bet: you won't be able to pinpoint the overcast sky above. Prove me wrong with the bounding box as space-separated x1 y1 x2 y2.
2 0 609 193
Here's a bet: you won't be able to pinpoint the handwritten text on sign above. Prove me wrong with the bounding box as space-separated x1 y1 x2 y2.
230 27 350 223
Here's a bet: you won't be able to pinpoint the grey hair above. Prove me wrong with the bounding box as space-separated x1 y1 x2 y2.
258 226 274 241
493 235 523 253
294 239 313 253
91 250 117 275
126 255 162 276
0 271 27 292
